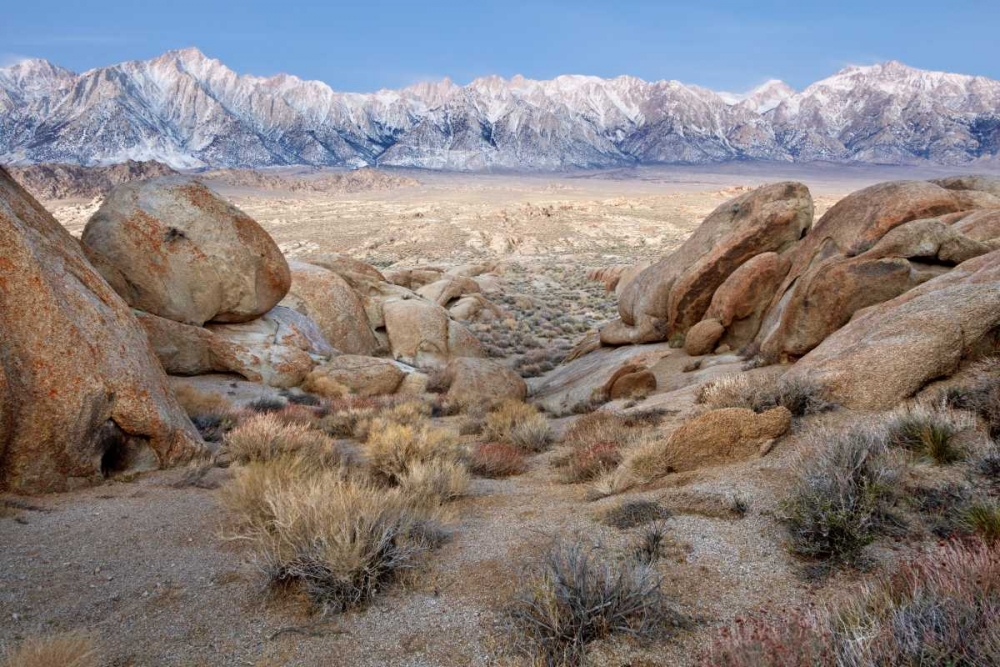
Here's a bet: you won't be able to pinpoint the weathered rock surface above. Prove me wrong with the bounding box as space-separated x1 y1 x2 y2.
665 406 791 473
602 182 812 345
603 365 658 400
684 319 725 356
705 252 789 350
440 358 528 404
301 253 387 291
757 181 971 358
0 167 205 493
307 355 409 396
282 260 379 356
931 174 1000 199
81 177 290 326
784 249 1000 409
382 299 485 368
416 275 481 307
952 209 1000 243
139 306 334 388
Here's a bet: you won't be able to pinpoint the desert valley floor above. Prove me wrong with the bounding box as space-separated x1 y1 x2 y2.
4 162 1000 666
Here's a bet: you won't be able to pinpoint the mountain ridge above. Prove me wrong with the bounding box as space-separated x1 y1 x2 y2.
1 48 998 170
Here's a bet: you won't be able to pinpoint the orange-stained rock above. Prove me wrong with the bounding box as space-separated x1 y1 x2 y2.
602 182 812 345
684 319 726 356
308 355 410 396
281 260 379 356
416 275 481 307
441 358 527 404
383 299 485 368
0 167 205 493
784 249 1000 409
81 177 290 326
706 252 789 350
664 406 791 473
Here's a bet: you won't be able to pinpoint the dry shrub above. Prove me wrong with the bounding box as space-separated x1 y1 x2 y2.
884 406 971 464
943 357 1000 440
364 420 462 485
301 371 349 399
484 400 553 452
172 383 232 417
398 459 470 504
317 408 373 439
226 413 342 468
701 540 1000 666
1 632 99 667
698 373 833 417
468 442 528 478
561 442 623 483
509 537 680 665
220 456 338 531
599 499 672 529
554 412 660 484
779 423 902 565
227 468 443 613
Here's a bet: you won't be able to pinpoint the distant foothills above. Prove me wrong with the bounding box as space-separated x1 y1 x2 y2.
1 48 999 171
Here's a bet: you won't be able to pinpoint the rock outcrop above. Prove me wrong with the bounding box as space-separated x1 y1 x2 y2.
784 249 1000 409
282 260 379 356
81 177 290 326
0 167 205 493
382 299 485 368
602 182 812 346
439 358 528 404
138 307 335 388
665 406 791 472
307 355 411 397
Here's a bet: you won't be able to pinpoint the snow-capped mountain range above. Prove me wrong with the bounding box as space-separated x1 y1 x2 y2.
1 48 998 170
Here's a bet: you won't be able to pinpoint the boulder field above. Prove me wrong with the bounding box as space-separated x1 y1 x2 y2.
592 175 1000 409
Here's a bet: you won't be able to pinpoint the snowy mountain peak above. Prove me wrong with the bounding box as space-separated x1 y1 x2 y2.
1 51 998 170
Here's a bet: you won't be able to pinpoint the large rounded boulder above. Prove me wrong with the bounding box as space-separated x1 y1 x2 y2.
0 168 206 493
81 177 290 326
602 182 812 346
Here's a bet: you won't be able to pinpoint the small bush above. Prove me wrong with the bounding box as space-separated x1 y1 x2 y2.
172 384 232 417
600 499 672 529
885 407 967 464
364 420 462 485
398 459 470 504
631 522 669 564
698 374 833 417
908 482 974 539
484 400 553 452
962 502 1000 543
1 632 99 667
779 423 902 564
943 358 1000 440
246 396 287 414
226 414 342 467
702 541 1000 666
509 537 677 665
190 412 239 444
560 442 623 483
228 469 442 613
554 411 663 484
468 442 528 478
300 371 349 399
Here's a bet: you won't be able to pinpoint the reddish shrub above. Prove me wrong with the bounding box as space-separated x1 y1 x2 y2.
468 442 527 478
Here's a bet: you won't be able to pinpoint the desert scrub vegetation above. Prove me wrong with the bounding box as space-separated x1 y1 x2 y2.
943 357 1000 440
363 418 464 487
599 499 673 529
701 540 1000 666
552 411 662 483
1 631 99 667
226 468 446 613
697 373 834 417
883 406 971 464
225 413 343 467
779 423 903 565
509 536 680 666
468 442 528 478
483 400 553 452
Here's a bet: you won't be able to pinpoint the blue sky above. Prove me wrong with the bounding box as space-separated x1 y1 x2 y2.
2 0 998 92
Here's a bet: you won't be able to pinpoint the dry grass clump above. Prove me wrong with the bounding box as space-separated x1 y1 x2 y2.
398 459 470 504
509 537 679 666
697 373 833 417
227 468 444 613
172 383 233 417
363 419 463 486
483 400 553 452
884 406 970 464
599 499 672 529
961 502 1000 543
1 631 99 667
300 371 349 399
943 357 1000 440
225 413 342 468
468 442 528 478
701 541 1000 666
779 423 902 565
553 412 661 484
